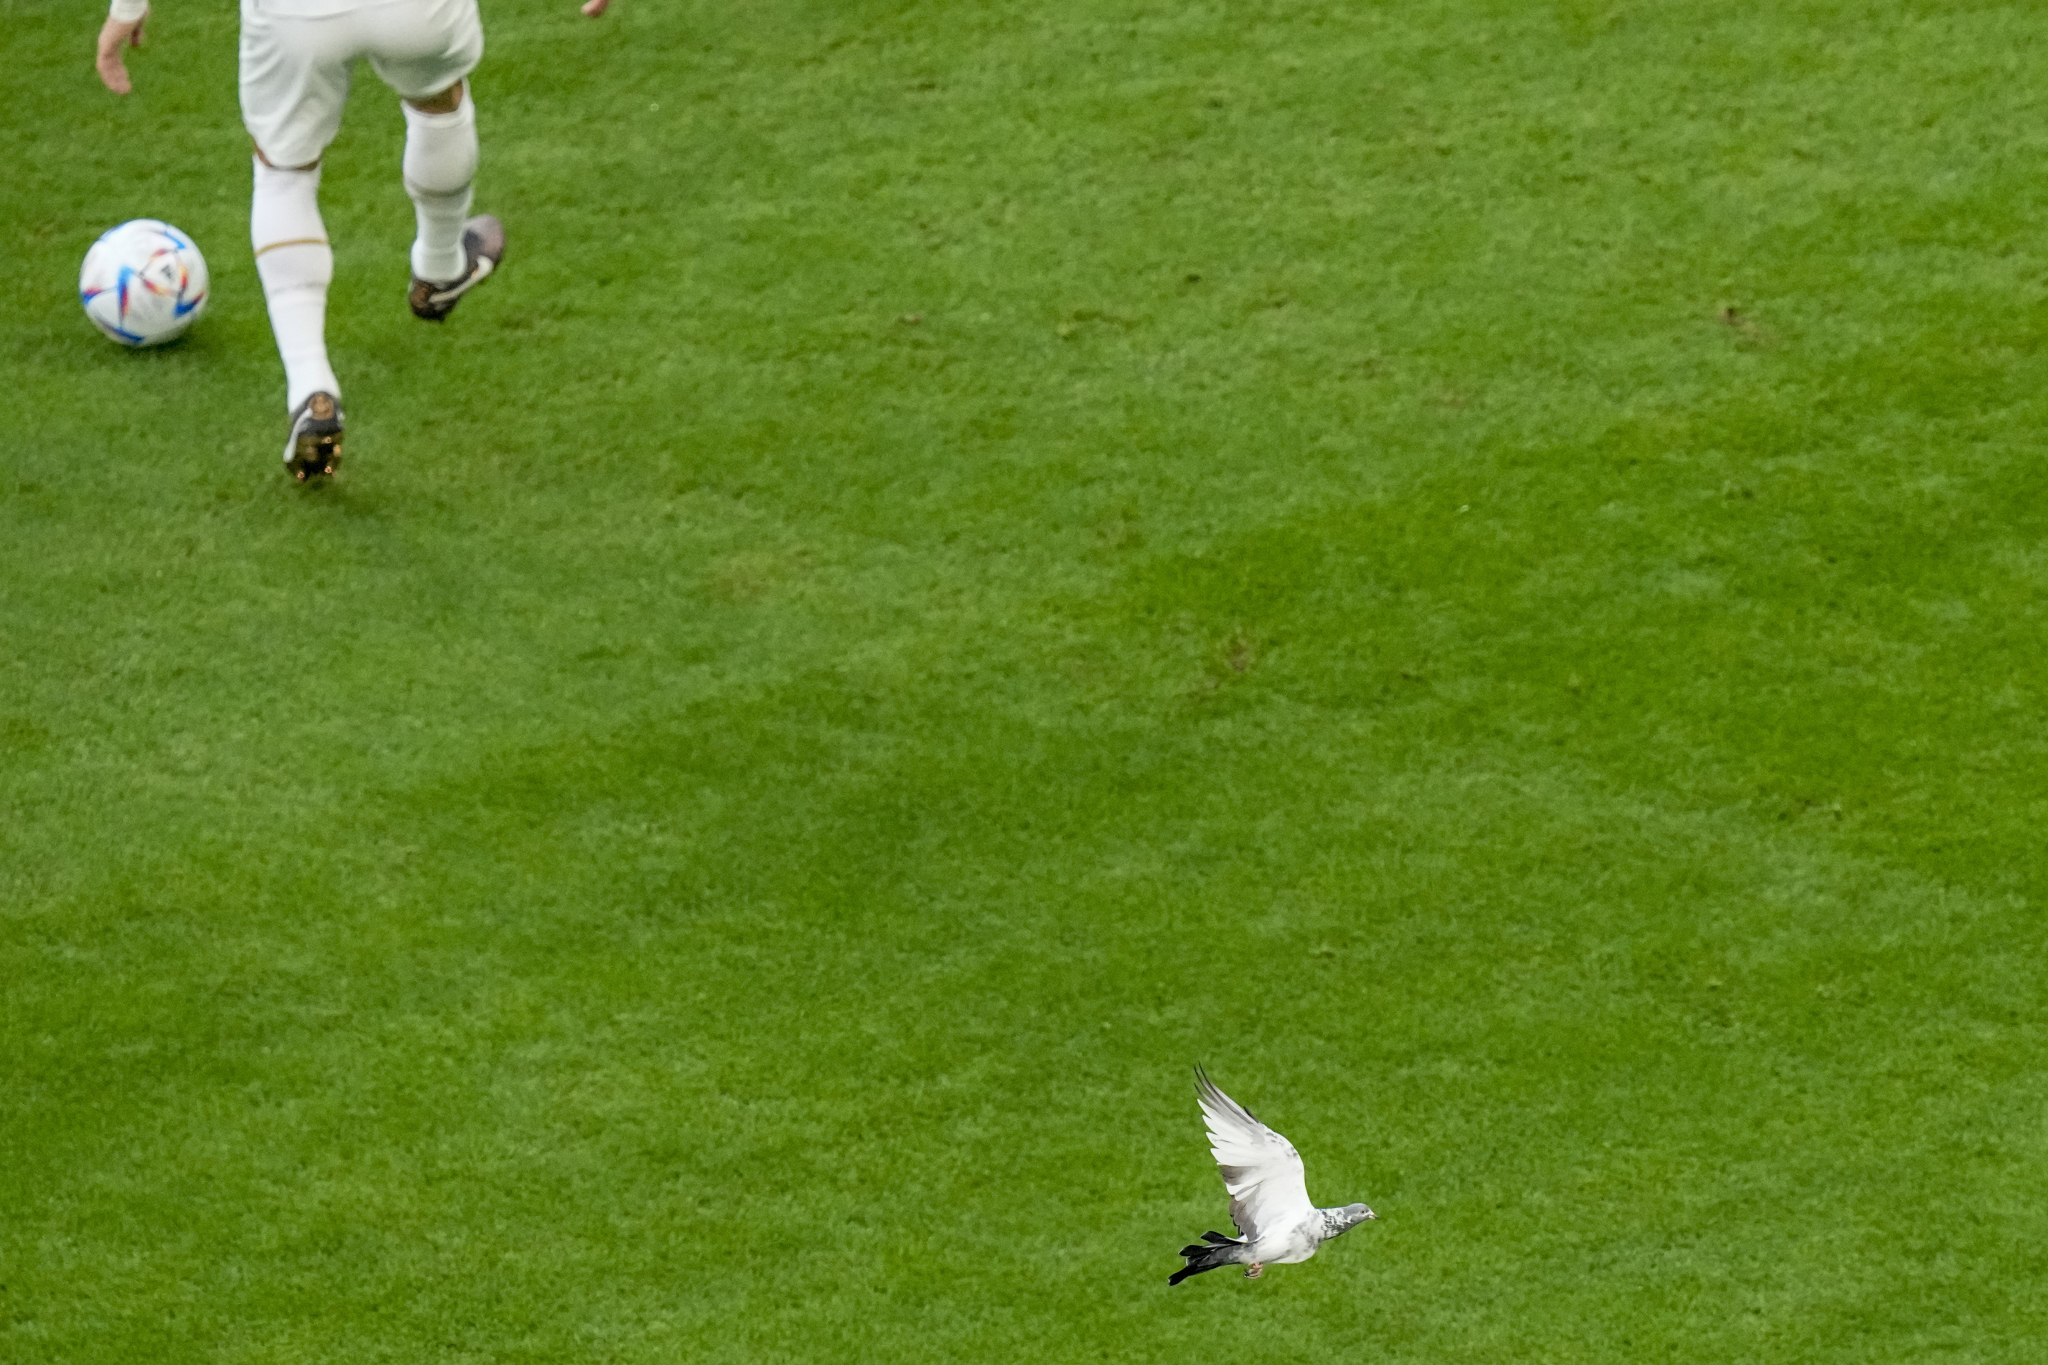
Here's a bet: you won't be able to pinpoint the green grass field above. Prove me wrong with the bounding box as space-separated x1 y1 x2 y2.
7 0 2048 1359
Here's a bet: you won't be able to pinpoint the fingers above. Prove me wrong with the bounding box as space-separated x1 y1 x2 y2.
581 0 611 15
95 17 138 93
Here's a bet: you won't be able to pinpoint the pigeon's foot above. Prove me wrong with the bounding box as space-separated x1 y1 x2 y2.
1244 1263 1265 1280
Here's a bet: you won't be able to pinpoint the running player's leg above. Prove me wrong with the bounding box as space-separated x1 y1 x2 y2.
250 157 337 410
239 2 349 476
254 154 345 478
360 0 496 317
401 81 478 287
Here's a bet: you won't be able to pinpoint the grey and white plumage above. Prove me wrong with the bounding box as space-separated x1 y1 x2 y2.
1168 1066 1375 1285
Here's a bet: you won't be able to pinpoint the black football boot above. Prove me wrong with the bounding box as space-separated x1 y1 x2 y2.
408 214 506 322
284 390 344 482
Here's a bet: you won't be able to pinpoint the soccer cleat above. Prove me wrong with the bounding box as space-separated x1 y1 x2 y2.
408 214 506 321
284 391 344 481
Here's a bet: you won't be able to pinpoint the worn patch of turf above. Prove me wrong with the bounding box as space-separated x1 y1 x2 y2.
5 0 2048 1360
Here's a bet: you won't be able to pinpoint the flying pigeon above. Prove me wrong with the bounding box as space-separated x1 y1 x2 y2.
1169 1066 1375 1285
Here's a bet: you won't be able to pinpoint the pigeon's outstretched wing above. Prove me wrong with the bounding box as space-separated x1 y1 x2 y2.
1195 1066 1316 1242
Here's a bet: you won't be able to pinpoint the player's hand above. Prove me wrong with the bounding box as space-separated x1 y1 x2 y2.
96 13 147 94
581 0 611 15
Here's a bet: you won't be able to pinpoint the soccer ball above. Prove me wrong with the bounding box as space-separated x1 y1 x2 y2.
79 219 209 347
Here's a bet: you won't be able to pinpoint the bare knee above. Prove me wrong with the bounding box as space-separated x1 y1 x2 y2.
404 81 464 116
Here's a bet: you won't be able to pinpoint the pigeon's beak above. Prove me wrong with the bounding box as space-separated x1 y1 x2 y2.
1364 1208 1377 1220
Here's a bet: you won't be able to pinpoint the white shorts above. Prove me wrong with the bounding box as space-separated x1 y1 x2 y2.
239 0 485 167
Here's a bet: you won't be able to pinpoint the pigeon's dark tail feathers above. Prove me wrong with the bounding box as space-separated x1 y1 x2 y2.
1168 1234 1243 1286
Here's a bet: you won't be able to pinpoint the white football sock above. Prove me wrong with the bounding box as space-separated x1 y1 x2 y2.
250 157 339 413
402 90 479 283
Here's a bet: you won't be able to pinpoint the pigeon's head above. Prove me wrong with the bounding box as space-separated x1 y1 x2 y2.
1332 1203 1376 1235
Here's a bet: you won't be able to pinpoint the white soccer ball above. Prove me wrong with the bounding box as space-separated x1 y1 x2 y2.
80 219 210 347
